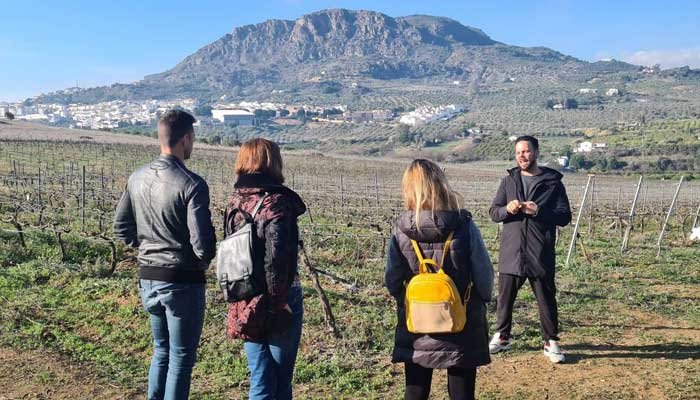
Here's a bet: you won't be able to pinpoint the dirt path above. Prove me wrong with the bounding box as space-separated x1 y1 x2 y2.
1 303 697 399
432 303 700 400
0 346 140 400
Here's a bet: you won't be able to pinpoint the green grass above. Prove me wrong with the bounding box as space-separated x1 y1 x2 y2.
1 138 698 398
1 215 698 399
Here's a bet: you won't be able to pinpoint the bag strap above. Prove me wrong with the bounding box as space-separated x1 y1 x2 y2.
440 231 454 269
250 192 269 219
223 192 269 237
463 282 473 305
410 239 436 274
410 231 454 274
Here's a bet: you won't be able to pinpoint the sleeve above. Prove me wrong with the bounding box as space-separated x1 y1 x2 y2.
489 177 515 223
467 220 495 302
532 181 572 227
113 183 139 248
384 235 412 302
263 215 295 308
187 180 217 266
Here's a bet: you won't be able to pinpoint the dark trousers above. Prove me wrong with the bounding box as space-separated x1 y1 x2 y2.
494 273 559 341
404 362 476 400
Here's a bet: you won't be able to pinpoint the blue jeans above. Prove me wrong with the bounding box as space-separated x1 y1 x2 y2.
139 279 206 400
244 286 304 400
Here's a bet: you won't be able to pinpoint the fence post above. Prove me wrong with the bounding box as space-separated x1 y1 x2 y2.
374 171 380 209
693 201 700 230
81 165 86 232
656 175 684 258
12 160 18 186
566 175 593 267
621 176 643 253
587 176 596 235
37 164 42 204
340 174 345 208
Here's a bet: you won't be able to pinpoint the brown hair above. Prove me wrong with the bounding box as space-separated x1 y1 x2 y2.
158 109 196 148
234 138 285 183
401 159 462 228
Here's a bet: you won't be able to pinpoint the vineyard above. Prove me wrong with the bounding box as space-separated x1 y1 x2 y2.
213 73 700 154
0 127 699 399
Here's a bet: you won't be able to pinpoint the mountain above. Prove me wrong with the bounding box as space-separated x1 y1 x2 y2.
36 9 641 104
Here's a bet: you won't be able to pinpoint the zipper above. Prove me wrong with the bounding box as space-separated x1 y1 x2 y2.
521 175 556 274
511 171 528 274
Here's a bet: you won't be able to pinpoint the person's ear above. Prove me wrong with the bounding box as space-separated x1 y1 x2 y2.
180 132 192 147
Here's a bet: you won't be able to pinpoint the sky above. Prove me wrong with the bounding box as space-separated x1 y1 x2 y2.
1 0 699 102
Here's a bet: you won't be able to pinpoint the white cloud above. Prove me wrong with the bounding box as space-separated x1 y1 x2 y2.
620 47 700 69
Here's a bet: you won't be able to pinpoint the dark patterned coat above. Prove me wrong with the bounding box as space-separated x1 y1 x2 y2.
225 173 306 340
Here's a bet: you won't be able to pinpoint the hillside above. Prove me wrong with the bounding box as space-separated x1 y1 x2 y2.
36 8 636 104
24 8 700 167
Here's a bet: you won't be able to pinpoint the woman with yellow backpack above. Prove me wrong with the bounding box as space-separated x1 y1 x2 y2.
385 159 494 400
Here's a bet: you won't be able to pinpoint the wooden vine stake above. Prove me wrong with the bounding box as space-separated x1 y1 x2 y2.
299 240 341 338
656 175 684 258
566 175 594 267
621 176 644 253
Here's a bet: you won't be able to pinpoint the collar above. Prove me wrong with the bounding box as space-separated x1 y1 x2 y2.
508 166 562 181
234 173 282 189
159 153 185 167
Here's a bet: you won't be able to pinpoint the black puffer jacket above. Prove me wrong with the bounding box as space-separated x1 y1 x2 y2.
488 167 572 278
385 210 494 369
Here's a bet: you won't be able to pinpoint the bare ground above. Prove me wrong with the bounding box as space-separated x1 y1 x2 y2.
1 120 697 399
2 300 697 400
0 346 142 400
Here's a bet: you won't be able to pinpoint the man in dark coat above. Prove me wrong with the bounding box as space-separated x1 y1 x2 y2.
488 135 572 363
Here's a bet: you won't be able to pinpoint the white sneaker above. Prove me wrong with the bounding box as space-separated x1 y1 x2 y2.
489 333 512 354
544 340 565 363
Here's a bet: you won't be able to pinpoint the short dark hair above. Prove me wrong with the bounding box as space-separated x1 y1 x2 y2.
515 135 539 152
158 109 196 148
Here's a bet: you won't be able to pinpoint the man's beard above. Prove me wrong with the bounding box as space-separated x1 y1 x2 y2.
519 159 536 172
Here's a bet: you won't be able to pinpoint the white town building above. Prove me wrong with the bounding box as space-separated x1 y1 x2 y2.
212 109 256 125
575 141 593 153
399 104 465 126
574 141 607 153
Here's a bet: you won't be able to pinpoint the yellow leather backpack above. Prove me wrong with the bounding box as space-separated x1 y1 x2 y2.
405 232 472 334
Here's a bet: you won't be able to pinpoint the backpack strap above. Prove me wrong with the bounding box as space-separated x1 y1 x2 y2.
410 231 454 274
440 231 454 269
223 192 269 238
250 192 269 219
410 239 437 274
463 282 473 305
460 212 474 305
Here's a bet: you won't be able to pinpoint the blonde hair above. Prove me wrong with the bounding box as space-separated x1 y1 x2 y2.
234 138 284 183
401 159 462 228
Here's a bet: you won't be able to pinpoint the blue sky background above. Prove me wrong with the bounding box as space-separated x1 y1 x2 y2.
2 0 699 101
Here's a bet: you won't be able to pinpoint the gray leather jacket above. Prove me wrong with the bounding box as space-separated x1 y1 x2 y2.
114 154 216 280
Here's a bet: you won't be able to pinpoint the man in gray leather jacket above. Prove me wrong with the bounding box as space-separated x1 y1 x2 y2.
114 109 215 399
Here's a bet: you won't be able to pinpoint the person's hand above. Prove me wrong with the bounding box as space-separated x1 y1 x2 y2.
283 304 292 313
521 201 539 216
506 200 522 215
